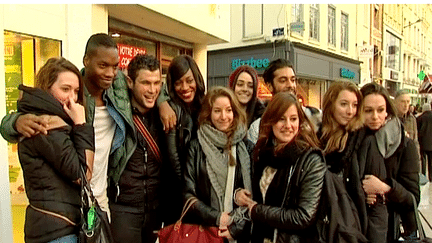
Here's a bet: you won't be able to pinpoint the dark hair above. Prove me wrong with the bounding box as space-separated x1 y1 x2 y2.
228 65 260 126
321 81 363 154
166 55 205 111
360 82 398 119
255 92 319 160
127 54 160 82
36 57 84 105
263 58 295 86
84 33 117 58
199 86 246 165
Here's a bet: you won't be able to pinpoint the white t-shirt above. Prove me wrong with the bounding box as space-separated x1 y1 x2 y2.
91 106 115 216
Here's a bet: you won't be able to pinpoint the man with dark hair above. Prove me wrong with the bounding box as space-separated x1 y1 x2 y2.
0 33 136 217
110 54 166 243
247 58 322 143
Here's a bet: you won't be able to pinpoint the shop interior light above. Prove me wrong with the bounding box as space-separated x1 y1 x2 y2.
112 33 121 38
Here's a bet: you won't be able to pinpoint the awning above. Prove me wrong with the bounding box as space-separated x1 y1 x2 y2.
419 75 432 94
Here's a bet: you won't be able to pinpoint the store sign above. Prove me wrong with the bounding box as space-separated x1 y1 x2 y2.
359 45 374 59
340 68 355 79
117 43 146 69
231 57 270 71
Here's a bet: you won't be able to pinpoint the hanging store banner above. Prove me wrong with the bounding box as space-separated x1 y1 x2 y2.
358 45 374 59
117 43 147 69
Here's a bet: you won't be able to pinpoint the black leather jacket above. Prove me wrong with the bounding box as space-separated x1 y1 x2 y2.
250 148 326 243
183 138 254 242
17 85 94 243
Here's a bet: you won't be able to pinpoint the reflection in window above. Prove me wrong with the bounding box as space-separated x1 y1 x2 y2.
385 31 401 71
341 13 349 51
292 4 304 35
328 5 336 46
310 4 320 41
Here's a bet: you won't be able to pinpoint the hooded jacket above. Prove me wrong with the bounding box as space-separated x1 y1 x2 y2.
17 85 94 243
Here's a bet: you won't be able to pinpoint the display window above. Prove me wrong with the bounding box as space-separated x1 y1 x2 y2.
4 30 61 243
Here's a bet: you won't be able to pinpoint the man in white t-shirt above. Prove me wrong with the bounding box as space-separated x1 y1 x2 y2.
1 34 136 218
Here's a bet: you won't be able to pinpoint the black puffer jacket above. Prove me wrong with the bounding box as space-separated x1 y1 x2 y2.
250 145 326 243
17 85 94 243
183 138 254 242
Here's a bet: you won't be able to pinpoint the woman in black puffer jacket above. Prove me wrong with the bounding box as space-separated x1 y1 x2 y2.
235 92 326 243
17 57 94 243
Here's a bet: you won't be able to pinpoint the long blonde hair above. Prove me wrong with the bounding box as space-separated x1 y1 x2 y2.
321 81 363 154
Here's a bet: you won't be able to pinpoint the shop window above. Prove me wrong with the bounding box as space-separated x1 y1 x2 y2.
328 5 336 47
341 12 349 51
385 31 401 71
243 4 263 38
310 4 320 41
4 30 61 243
291 4 304 36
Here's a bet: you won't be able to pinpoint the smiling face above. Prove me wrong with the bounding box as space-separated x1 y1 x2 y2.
49 71 80 106
127 69 161 114
83 46 119 92
272 104 299 146
363 93 388 130
333 90 358 126
271 67 296 95
234 72 254 105
174 69 197 104
211 96 234 132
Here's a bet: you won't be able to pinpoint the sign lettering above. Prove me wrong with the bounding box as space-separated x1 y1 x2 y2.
340 68 355 79
117 43 147 69
231 57 270 71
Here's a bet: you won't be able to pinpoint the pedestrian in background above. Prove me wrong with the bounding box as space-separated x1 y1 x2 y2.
235 92 325 243
183 86 253 242
228 65 265 128
394 90 419 153
417 103 432 181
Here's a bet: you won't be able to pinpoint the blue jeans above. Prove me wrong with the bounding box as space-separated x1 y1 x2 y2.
47 234 78 243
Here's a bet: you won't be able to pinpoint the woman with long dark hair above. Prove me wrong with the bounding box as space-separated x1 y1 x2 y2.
17 57 94 243
183 86 253 242
163 55 206 224
228 65 265 128
235 92 326 242
360 83 420 242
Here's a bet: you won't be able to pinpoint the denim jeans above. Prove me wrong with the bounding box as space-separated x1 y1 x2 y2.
47 234 78 243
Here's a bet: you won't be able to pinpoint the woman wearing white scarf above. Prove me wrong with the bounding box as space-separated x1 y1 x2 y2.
183 87 253 243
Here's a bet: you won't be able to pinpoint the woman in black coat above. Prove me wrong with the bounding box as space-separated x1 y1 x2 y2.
183 87 253 242
162 55 206 224
235 92 326 243
17 57 94 243
360 83 420 242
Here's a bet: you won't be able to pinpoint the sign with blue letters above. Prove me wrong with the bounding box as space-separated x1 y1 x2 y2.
340 68 355 79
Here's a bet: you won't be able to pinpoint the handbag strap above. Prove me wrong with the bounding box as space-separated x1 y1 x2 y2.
133 114 162 163
178 197 199 222
411 193 425 240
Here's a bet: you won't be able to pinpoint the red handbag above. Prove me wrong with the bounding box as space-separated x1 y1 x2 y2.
158 197 224 243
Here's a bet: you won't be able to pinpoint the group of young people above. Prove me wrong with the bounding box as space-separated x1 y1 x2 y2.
0 33 421 243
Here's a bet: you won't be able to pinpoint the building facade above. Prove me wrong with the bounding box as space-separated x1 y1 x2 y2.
0 4 230 242
208 4 362 109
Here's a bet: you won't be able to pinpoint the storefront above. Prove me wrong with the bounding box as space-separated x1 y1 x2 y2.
207 40 361 108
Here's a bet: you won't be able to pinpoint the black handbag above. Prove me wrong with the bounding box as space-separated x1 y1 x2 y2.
79 166 114 243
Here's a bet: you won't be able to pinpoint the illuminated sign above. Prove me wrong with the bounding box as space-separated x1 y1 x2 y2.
231 57 270 71
340 68 355 79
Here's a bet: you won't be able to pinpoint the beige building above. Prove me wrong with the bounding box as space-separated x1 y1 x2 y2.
208 4 362 109
0 4 230 242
